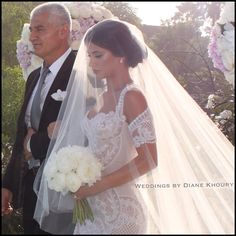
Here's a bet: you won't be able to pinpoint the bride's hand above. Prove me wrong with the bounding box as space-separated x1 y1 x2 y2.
73 181 102 200
47 121 60 139
73 186 94 200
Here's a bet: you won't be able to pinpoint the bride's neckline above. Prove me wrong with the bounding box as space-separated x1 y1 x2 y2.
107 81 134 93
86 83 136 121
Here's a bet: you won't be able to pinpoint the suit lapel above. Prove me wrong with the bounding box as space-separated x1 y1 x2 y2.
25 72 40 101
40 51 75 118
21 69 41 115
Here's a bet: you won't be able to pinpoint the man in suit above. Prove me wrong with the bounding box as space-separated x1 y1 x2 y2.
2 3 76 234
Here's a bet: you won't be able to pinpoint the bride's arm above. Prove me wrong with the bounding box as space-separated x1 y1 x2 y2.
74 90 157 199
74 142 157 199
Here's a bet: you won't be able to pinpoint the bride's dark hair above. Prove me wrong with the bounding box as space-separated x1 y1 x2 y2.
84 20 147 68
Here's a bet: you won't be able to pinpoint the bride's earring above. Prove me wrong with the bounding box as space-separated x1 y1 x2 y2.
120 58 124 63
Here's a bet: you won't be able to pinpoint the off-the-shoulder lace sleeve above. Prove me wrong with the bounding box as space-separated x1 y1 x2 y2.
128 108 156 148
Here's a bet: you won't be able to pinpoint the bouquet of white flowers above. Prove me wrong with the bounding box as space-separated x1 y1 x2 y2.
44 145 102 224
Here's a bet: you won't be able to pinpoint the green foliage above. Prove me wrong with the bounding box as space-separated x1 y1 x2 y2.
2 2 43 66
102 2 142 27
2 65 25 233
1 65 25 234
2 65 24 229
2 65 25 144
169 2 223 25
204 74 235 144
149 21 210 77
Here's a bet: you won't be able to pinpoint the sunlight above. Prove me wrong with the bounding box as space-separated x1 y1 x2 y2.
129 2 182 25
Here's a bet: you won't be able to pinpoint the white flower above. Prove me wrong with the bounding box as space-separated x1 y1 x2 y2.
70 40 81 50
219 110 233 120
218 2 235 24
45 145 102 194
69 7 80 19
205 100 214 109
43 146 101 224
63 2 77 18
207 2 235 87
71 19 81 31
101 8 113 19
51 89 67 101
66 172 82 192
48 171 66 193
92 9 103 21
77 158 102 186
77 5 93 18
224 71 235 87
219 30 235 71
224 22 234 31
56 155 73 174
44 157 58 176
208 94 215 100
205 94 223 109
219 119 227 125
31 54 43 67
206 94 218 109
21 23 30 42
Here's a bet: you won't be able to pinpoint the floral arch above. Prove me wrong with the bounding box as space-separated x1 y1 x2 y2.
208 2 235 87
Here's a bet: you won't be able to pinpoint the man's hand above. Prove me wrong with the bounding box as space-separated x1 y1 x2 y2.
47 121 61 139
23 127 36 160
2 188 13 216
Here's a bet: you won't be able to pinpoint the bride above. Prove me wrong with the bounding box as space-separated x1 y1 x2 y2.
33 19 234 234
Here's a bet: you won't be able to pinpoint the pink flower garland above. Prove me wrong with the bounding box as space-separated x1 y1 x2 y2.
208 25 227 73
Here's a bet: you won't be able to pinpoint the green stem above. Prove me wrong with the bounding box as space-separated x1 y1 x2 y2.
72 199 94 224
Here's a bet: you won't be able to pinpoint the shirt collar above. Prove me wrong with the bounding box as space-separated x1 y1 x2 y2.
42 48 72 77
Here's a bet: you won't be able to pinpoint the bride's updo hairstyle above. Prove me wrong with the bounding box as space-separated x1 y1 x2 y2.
84 19 147 68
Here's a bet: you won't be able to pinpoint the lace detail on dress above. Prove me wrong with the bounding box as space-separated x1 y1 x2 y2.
74 189 120 234
75 84 150 234
83 111 125 167
111 196 146 234
74 190 146 234
128 108 156 147
116 83 139 118
82 84 138 168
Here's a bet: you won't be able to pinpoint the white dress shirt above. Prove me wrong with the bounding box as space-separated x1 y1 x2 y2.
25 48 72 152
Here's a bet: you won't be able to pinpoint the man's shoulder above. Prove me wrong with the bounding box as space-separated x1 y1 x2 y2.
71 49 78 56
27 67 41 83
63 50 77 65
62 50 77 70
70 50 78 61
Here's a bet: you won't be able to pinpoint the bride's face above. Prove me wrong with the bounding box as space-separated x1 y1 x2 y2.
87 43 121 80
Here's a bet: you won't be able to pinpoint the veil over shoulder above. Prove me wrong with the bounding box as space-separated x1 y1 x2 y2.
33 19 234 234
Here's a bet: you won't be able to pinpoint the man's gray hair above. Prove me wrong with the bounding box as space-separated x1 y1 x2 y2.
30 2 72 31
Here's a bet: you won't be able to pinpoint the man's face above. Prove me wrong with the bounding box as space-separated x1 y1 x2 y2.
29 12 64 60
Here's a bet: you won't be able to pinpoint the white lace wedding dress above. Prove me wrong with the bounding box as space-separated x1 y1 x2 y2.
74 84 156 234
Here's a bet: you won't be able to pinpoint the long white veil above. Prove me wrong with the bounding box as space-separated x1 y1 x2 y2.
33 19 234 234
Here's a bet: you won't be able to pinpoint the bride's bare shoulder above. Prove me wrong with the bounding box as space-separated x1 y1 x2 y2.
123 90 148 123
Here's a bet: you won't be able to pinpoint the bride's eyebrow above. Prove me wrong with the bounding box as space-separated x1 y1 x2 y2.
87 51 102 57
91 50 103 54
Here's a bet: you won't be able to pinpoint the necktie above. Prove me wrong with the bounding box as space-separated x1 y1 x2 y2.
31 67 50 130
